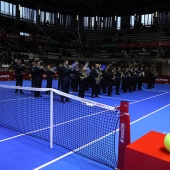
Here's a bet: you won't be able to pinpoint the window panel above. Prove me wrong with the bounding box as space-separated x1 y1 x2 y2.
84 16 88 28
40 11 45 23
20 6 36 22
117 16 121 30
130 15 135 27
1 1 16 16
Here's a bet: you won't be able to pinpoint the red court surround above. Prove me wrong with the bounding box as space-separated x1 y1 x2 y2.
124 131 170 170
0 71 170 84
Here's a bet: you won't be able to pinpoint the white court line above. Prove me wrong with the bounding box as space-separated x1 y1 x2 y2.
101 96 137 102
0 126 51 142
0 97 32 103
80 93 137 102
130 104 170 125
130 91 169 104
0 91 168 142
143 89 170 93
0 110 109 143
1 88 169 168
33 151 74 170
33 104 170 170
33 129 118 170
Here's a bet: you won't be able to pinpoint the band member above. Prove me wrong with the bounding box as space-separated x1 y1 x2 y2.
71 63 79 92
138 67 144 90
30 61 36 88
132 67 138 91
152 67 158 88
101 65 108 93
46 64 56 94
39 61 45 89
122 67 131 93
90 63 102 98
57 62 62 90
128 66 133 92
78 64 88 98
13 59 26 94
106 64 115 96
115 66 122 95
33 60 44 97
60 60 77 103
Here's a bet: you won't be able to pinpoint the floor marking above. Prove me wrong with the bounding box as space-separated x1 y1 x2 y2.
130 104 170 125
33 104 170 170
0 110 110 143
143 89 170 93
130 92 168 104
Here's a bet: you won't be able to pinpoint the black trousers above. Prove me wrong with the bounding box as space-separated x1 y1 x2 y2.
91 81 100 97
78 80 86 98
61 80 70 101
15 75 23 92
34 79 41 97
115 78 121 94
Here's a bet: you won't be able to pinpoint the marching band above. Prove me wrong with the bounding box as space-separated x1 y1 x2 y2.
9 58 158 99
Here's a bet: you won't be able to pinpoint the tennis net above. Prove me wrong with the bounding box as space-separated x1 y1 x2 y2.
0 85 120 168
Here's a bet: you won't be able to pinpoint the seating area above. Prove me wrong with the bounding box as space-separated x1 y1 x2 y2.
80 29 114 44
113 27 157 43
0 13 169 65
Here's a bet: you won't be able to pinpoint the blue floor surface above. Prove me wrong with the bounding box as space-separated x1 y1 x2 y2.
0 80 170 170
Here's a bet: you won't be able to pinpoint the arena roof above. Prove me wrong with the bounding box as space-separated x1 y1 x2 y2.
7 0 170 16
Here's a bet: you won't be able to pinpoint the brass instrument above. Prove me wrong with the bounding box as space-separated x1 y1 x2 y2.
49 68 56 74
40 65 47 72
96 72 102 84
80 70 89 81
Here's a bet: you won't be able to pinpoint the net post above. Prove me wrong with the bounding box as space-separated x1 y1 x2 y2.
117 101 130 170
50 89 53 148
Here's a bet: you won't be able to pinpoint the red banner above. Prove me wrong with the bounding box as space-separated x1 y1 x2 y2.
156 76 170 84
0 72 14 80
0 71 169 84
0 72 50 81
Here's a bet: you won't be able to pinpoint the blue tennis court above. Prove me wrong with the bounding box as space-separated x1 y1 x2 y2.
0 80 170 170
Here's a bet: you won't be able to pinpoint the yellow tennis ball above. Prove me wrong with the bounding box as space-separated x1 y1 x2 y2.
164 133 170 152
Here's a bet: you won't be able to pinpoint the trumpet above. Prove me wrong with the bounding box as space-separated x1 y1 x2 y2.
49 68 56 74
40 65 47 72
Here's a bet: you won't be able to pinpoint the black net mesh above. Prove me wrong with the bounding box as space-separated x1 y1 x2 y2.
0 85 120 168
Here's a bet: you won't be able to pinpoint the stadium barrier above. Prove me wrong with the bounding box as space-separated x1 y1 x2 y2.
0 71 170 84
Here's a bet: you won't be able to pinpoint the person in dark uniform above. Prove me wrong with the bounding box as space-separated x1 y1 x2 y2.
46 64 56 94
13 59 26 94
57 62 62 90
70 63 79 92
30 61 36 88
101 65 108 94
33 61 44 98
122 67 130 93
60 60 77 103
106 64 115 96
152 67 158 88
115 66 122 95
128 67 133 92
90 63 102 98
78 64 88 98
39 61 45 89
147 67 154 89
132 67 138 91
138 67 144 90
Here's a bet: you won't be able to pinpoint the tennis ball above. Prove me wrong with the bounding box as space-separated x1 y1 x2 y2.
164 133 170 152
